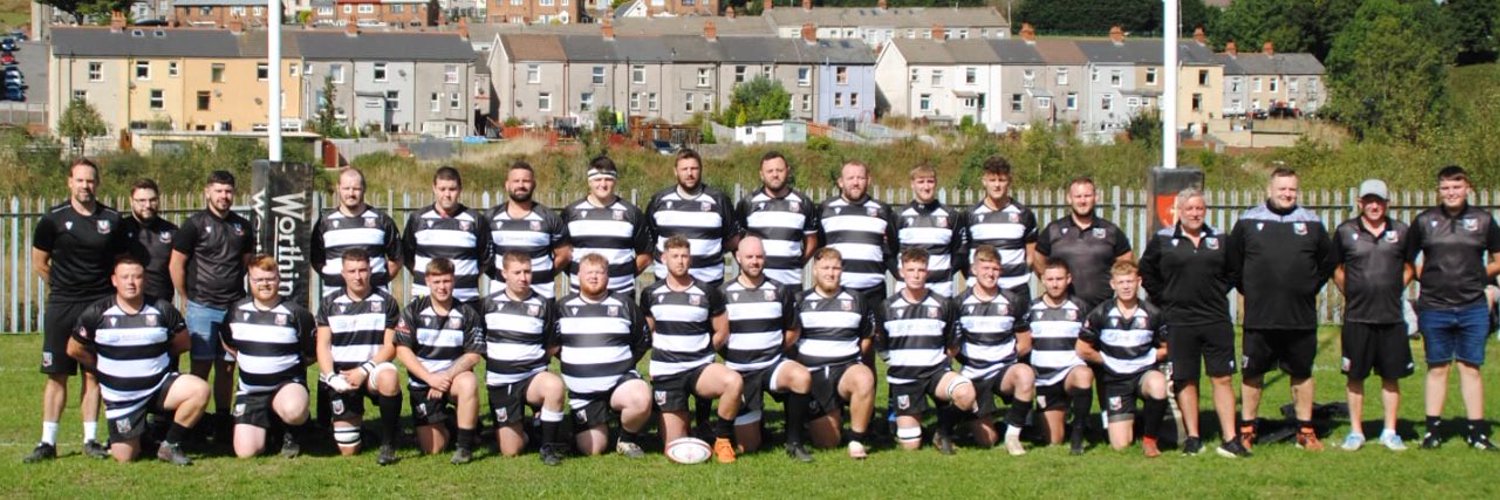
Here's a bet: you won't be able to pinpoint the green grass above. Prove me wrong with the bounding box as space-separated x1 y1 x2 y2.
2 328 1500 497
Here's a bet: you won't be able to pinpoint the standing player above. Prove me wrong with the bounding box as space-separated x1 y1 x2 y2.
1227 167 1333 452
402 166 489 304
793 248 876 459
1406 165 1500 450
170 170 255 445
722 236 814 461
1331 179 1413 451
895 165 963 297
563 157 652 295
316 250 404 465
121 179 178 302
1027 258 1094 454
1077 261 1170 457
879 248 977 454
819 161 898 307
484 251 568 465
954 245 1036 456
1035 176 1133 311
641 236 744 463
488 161 570 299
737 151 819 288
961 156 1038 298
310 167 402 298
394 259 484 464
1139 188 1245 457
68 256 209 465
647 149 737 286
223 255 316 459
27 159 126 462
558 254 653 457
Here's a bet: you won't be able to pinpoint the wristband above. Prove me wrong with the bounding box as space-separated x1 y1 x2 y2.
360 361 376 375
319 372 332 384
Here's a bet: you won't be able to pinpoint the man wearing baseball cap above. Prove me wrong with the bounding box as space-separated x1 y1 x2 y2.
1330 179 1414 451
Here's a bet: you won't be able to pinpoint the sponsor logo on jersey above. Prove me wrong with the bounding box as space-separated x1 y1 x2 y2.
97 220 112 234
1293 222 1307 236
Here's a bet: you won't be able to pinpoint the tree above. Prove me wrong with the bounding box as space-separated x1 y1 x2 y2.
718 76 790 126
38 0 132 23
1209 0 1360 61
1325 0 1450 144
1443 0 1500 64
57 98 107 156
313 76 342 138
1013 0 1216 36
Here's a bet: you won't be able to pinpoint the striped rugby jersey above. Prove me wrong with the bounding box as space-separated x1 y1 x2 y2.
316 290 400 371
877 291 955 386
737 188 819 287
401 203 490 303
953 287 1031 381
556 292 649 405
721 278 797 373
310 206 401 296
646 186 737 285
223 298 316 395
792 287 872 369
1080 299 1167 380
896 199 964 297
395 296 484 389
481 289 558 386
961 199 1038 293
487 201 569 299
562 197 652 294
74 297 185 421
818 196 898 292
1026 295 1087 387
641 278 725 378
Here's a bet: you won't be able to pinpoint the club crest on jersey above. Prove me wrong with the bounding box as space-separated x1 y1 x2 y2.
701 203 712 212
1383 231 1399 243
232 223 243 236
927 307 940 319
530 221 542 231
116 418 132 434
97 220 112 234
1255 222 1264 231
331 400 346 415
205 225 212 234
243 312 251 321
866 207 878 217
896 394 911 410
1061 228 1069 235
1293 222 1307 236
570 307 580 315
1109 396 1123 411
330 220 340 229
145 314 158 327
654 391 668 406
275 314 287 326
65 221 73 231
422 316 433 328
731 292 741 301
997 304 1009 316
1463 218 1479 232
764 290 776 301
1206 237 1219 250
495 407 508 423
425 220 435 229
460 221 473 232
1092 228 1106 239
1008 212 1021 223
1065 309 1078 321
689 295 702 306
159 231 173 244
365 218 378 228
789 202 801 212
840 300 853 311
108 317 118 327
527 305 541 317
937 217 948 228
371 302 383 313
607 306 620 317
447 317 463 329
906 217 915 227
612 211 624 221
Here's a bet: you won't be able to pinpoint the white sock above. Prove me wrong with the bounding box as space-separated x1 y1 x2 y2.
539 408 565 423
1005 426 1022 439
41 421 59 445
83 422 98 443
1380 429 1397 439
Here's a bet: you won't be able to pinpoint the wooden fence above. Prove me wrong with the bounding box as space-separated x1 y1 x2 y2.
2 186 1496 333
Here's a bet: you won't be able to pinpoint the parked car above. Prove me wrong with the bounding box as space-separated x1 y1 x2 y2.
0 52 14 65
3 85 23 102
10 30 26 42
0 38 15 52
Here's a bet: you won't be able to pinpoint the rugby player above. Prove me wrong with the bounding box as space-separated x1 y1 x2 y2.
736 151 819 288
1027 258 1094 454
879 248 976 454
1077 261 1169 457
483 251 568 465
310 167 402 298
895 165 963 298
954 245 1035 456
223 255 316 459
960 156 1038 298
1035 176 1133 311
316 249 404 465
562 157 652 295
487 161 570 299
394 258 484 464
793 248 877 459
558 254 653 457
121 179 177 302
722 236 814 461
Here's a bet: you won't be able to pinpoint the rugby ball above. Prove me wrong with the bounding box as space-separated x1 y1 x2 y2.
665 437 712 464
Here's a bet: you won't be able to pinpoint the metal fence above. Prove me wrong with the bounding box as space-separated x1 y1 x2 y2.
3 186 1496 333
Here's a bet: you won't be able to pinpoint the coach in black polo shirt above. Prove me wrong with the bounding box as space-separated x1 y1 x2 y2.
1406 165 1500 451
1331 179 1413 452
121 179 178 302
1227 167 1334 452
1035 176 1132 311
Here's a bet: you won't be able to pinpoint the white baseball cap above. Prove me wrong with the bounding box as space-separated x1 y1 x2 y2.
1358 179 1389 200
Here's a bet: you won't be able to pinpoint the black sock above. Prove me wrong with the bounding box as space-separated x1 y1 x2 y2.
287 422 307 442
541 420 560 445
456 428 474 450
1068 389 1091 429
1141 397 1168 439
785 393 809 445
1468 419 1488 439
714 415 734 439
165 423 189 445
1004 402 1031 432
1426 415 1442 435
695 395 714 429
620 429 641 444
1297 419 1315 434
936 405 958 437
378 394 402 446
849 430 869 444
316 383 333 430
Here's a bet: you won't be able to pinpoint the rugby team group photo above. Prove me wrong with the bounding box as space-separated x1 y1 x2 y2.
23 150 1500 469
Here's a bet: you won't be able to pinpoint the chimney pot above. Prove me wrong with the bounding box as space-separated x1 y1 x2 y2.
1020 22 1035 43
763 0 772 12
726 6 735 18
602 18 615 40
704 20 717 41
228 15 244 34
1109 25 1124 44
932 24 945 41
802 0 811 12
109 10 126 32
1193 26 1206 45
1262 41 1274 55
346 15 359 36
801 22 816 44
458 17 469 40
1225 40 1237 56
878 0 887 10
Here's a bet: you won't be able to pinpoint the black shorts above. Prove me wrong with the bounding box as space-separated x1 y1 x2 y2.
653 364 711 413
234 381 306 429
1169 322 1238 381
1102 371 1158 423
972 365 1021 418
1341 322 1415 380
889 371 949 418
809 363 855 417
1034 381 1070 411
1242 328 1318 379
326 383 380 421
106 373 178 443
736 362 789 418
409 385 455 427
488 374 539 426
571 372 643 430
42 299 98 375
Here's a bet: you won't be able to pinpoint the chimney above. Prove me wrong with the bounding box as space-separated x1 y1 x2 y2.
802 0 811 12
1108 25 1124 45
1225 40 1237 57
704 20 717 41
1020 22 1035 43
346 15 359 36
801 22 815 44
458 17 469 40
602 18 615 41
645 3 653 18
932 24 945 41
109 10 126 32
168 15 179 28
1193 26 1206 46
1262 41 1274 56
228 15 244 33
726 6 735 19
763 0 772 12
878 0 887 10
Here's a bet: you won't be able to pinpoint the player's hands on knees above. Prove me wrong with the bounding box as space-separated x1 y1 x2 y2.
323 371 355 392
341 368 368 390
427 371 452 393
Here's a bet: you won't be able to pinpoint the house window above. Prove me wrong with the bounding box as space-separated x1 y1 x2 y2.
1198 69 1209 86
445 65 459 84
834 92 843 108
1101 95 1113 110
1010 93 1022 112
168 61 179 77
1307 78 1318 93
430 92 441 112
197 91 210 111
1127 97 1140 108
257 63 269 81
358 4 374 13
931 70 943 86
579 92 593 111
1192 93 1203 111
697 68 710 87
331 64 345 84
1289 78 1300 93
390 4 402 12
1055 68 1068 85
252 6 262 15
919 93 931 112
762 65 772 76
1230 77 1241 93
1231 99 1242 111
962 97 976 109
208 63 225 83
1023 69 1035 88
88 62 102 82
318 6 332 14
1269 77 1279 92
540 0 553 5
1037 97 1051 109
538 92 551 112
632 65 645 84
450 92 460 109
797 67 811 86
685 94 695 112
850 92 859 108
1252 77 1262 92
136 60 150 80
800 94 811 111
965 67 977 85
1091 68 1099 82
149 89 164 109
591 66 605 85
1111 70 1122 87
701 93 711 112
836 66 848 84
386 91 399 110
648 93 658 111
910 68 919 83
202 6 212 15
1145 68 1156 85
373 62 388 82
1253 99 1261 110
72 90 87 101
342 5 351 13
526 64 540 84
735 66 747 83
956 29 969 39
1066 92 1077 110
630 92 641 111
230 6 245 15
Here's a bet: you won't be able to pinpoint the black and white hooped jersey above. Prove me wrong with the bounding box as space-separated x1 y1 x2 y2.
818 196 898 292
954 287 1030 380
487 201 569 299
74 297 185 419
721 278 797 373
482 290 559 386
737 188 820 287
877 291 955 385
896 200 964 297
316 290 400 371
401 203 489 303
562 197 652 294
556 292 648 404
1027 296 1087 387
1080 300 1167 380
961 200 1038 293
395 296 484 389
646 186 738 284
223 298 316 395
793 288 872 369
641 279 724 378
310 206 402 295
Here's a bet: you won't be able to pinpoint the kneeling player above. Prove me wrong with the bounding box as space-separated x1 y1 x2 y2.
69 257 210 465
559 254 653 457
483 252 568 465
955 245 1036 456
316 249 404 465
1027 258 1094 454
723 236 814 461
395 259 484 464
794 248 876 459
1077 261 1169 457
642 236 743 463
879 248 976 454
224 255 316 459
